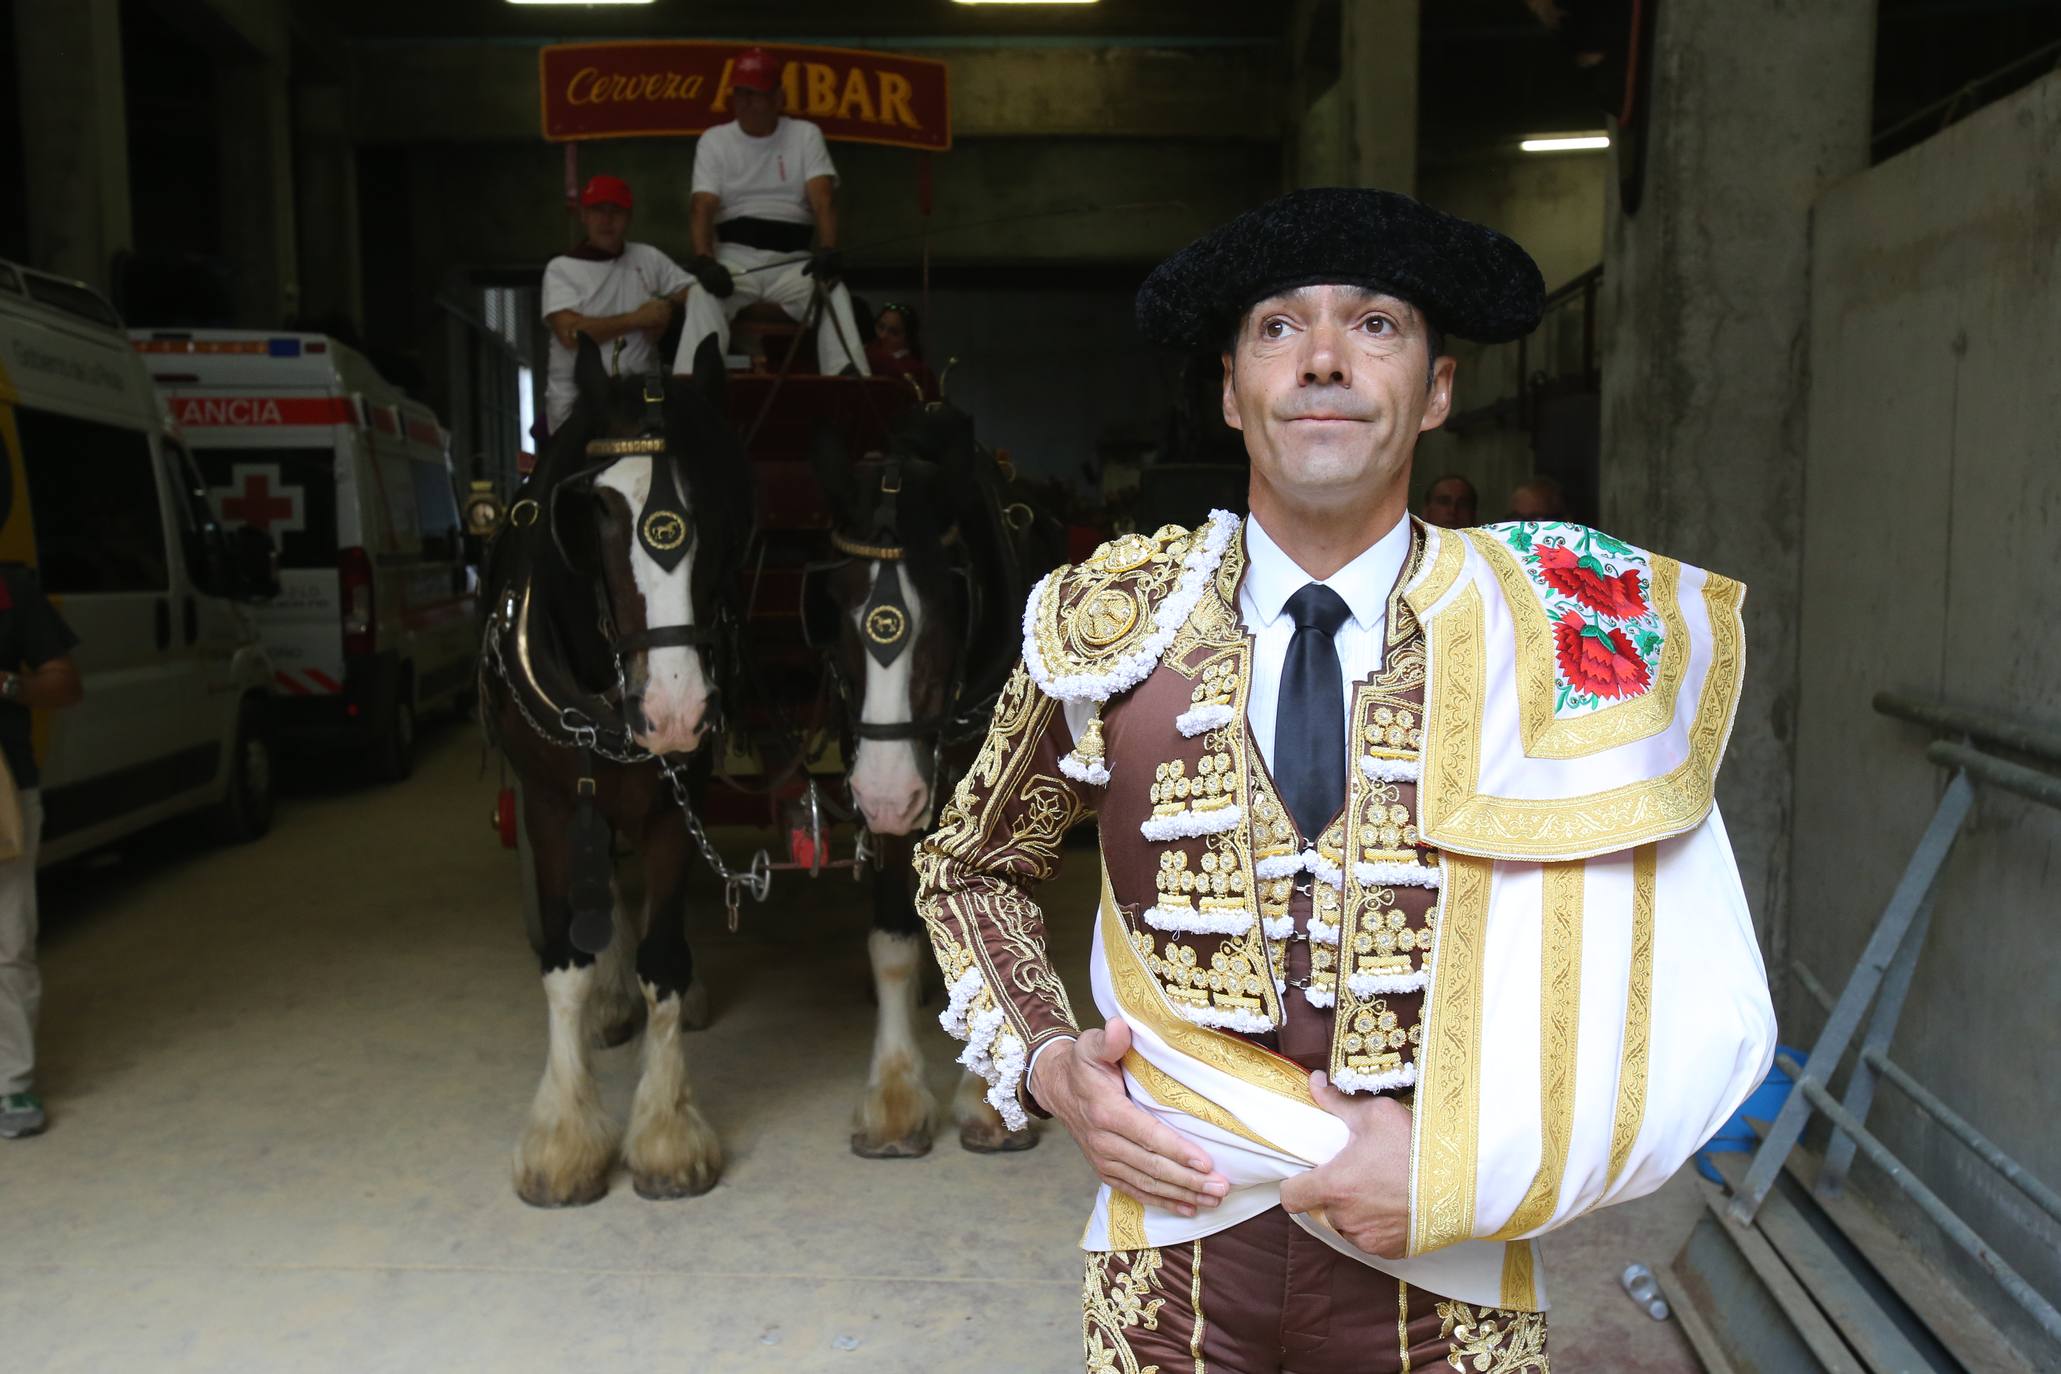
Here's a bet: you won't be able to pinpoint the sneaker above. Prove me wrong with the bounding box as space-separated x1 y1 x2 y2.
0 1091 46 1138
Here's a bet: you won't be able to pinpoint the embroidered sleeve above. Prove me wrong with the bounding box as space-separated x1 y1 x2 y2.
914 663 1093 1130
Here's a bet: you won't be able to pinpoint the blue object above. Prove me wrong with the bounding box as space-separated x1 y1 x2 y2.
266 337 302 357
1695 1043 1806 1184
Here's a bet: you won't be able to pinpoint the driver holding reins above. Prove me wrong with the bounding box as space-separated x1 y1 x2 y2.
674 46 871 379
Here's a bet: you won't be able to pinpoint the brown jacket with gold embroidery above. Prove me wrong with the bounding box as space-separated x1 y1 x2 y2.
915 514 1440 1129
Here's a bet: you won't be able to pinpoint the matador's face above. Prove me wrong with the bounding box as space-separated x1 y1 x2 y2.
1221 283 1454 512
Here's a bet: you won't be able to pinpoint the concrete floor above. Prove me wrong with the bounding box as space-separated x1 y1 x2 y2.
0 723 1707 1372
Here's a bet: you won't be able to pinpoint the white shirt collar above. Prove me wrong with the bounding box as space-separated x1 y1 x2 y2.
1242 511 1412 632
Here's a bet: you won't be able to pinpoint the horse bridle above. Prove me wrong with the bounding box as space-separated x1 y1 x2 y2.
582 376 730 684
494 371 732 758
806 458 984 748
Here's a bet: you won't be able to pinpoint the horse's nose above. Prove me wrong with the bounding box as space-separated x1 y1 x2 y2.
625 694 652 735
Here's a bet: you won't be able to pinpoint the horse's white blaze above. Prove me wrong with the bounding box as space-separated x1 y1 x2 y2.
854 929 936 1146
514 964 618 1201
849 561 931 835
596 459 711 754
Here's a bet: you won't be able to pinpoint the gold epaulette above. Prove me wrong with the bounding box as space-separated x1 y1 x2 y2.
1021 511 1238 705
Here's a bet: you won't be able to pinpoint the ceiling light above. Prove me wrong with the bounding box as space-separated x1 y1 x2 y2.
1520 134 1611 153
506 1 654 6
951 1 1100 6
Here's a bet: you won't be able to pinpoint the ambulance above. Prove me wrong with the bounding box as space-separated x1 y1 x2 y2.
132 329 476 781
0 260 279 863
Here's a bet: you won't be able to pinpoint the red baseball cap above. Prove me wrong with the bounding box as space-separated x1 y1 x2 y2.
731 46 779 94
579 175 633 210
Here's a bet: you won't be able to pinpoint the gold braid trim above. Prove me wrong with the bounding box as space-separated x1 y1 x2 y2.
1490 861 1585 1241
1436 1300 1550 1372
1084 1249 1166 1374
1605 844 1658 1192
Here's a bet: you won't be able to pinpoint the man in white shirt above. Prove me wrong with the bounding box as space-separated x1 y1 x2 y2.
540 174 692 433
673 46 869 378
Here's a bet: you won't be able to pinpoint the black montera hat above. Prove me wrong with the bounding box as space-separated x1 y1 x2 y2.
1136 187 1546 349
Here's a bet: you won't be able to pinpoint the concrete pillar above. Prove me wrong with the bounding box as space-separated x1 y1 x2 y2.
1598 0 1875 968
1287 0 1418 193
11 0 131 291
216 56 299 326
294 84 363 331
1342 0 1418 193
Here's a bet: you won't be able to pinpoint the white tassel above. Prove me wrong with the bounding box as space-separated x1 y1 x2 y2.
1142 904 1256 937
1353 859 1443 890
1057 753 1111 786
1262 915 1296 940
939 967 984 1038
1302 984 1337 1009
1140 804 1243 841
1172 1002 1275 1034
1254 853 1304 879
1307 918 1341 946
1346 968 1429 998
1333 1061 1418 1095
1359 753 1421 783
1303 849 1345 891
1175 702 1236 737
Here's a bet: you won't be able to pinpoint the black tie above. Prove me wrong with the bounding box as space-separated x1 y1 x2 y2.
1274 583 1351 841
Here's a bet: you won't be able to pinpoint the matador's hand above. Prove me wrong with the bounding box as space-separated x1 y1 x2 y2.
1279 1070 1413 1259
1031 1017 1231 1219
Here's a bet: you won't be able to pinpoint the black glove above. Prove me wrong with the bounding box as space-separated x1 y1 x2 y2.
803 248 843 286
687 254 735 299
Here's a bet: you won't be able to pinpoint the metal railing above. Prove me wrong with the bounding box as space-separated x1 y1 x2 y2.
1731 692 2061 1347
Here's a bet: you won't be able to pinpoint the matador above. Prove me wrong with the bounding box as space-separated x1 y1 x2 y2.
915 188 1776 1373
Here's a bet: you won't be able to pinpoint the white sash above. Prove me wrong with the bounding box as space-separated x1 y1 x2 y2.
1079 874 1538 1312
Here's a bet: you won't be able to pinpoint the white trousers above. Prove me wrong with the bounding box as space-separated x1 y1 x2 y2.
673 241 870 377
0 789 45 1096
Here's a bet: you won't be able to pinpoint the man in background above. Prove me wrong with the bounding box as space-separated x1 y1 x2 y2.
674 46 869 378
540 174 691 433
0 566 82 1140
1420 471 1478 527
1509 474 1568 521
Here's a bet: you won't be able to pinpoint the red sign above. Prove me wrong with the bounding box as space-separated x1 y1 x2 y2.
171 395 354 428
404 417 442 448
539 42 950 152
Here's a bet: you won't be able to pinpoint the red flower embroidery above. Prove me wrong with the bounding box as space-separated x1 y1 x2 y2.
1554 610 1651 699
1535 543 1648 619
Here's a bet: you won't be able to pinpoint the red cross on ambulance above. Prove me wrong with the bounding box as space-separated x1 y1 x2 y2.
215 464 306 537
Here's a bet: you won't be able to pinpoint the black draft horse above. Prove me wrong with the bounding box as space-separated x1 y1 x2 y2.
806 401 1065 1156
480 334 750 1206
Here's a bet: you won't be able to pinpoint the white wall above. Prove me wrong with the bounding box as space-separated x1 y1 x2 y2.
1788 70 2061 1350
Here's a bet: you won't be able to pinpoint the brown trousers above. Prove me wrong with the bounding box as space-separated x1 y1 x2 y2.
1083 1207 1548 1374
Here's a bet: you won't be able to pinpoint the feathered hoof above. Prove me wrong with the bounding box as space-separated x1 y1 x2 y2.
631 1165 720 1201
515 1168 610 1208
959 1117 1040 1154
849 1127 934 1159
624 1103 723 1200
851 1057 937 1161
513 1105 618 1207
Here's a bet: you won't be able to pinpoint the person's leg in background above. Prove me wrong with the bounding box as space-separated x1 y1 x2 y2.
756 262 870 377
674 244 779 373
0 789 48 1138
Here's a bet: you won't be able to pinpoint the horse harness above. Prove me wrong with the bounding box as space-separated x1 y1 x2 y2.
482 372 767 942
802 459 1000 763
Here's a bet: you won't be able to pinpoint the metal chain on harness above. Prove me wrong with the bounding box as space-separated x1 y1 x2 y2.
485 609 776 930
662 758 771 932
